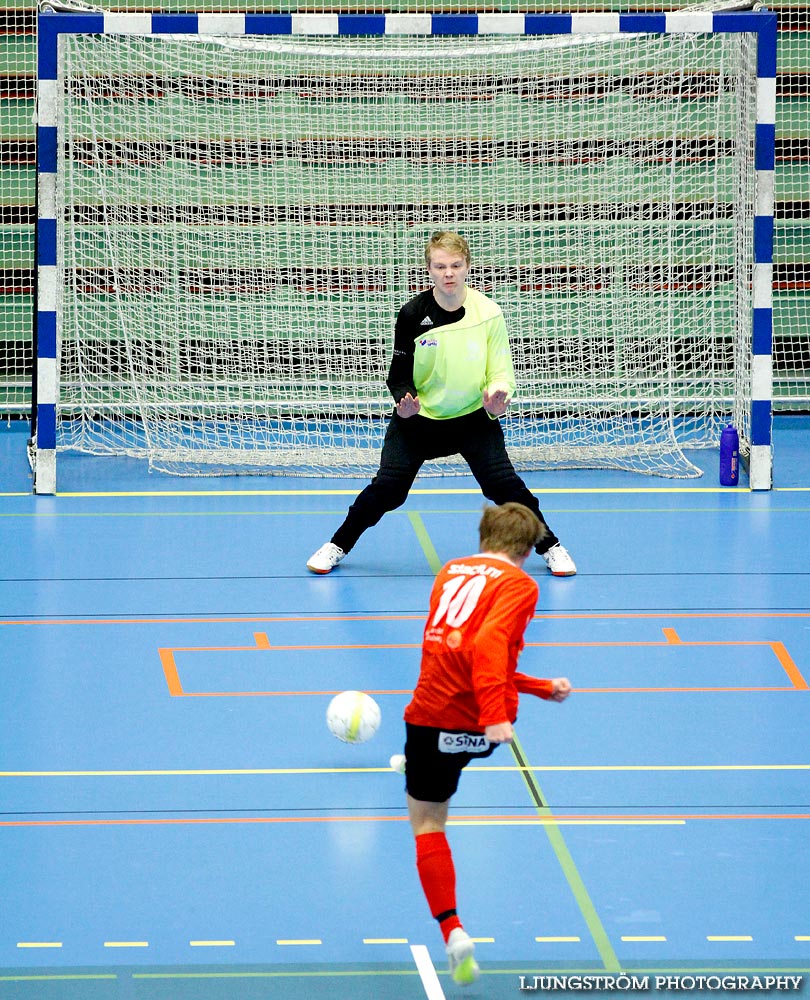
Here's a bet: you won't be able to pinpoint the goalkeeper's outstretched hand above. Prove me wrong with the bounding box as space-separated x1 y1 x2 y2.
396 393 421 418
482 388 511 417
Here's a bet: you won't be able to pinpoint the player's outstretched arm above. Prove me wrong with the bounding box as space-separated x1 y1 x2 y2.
514 674 572 702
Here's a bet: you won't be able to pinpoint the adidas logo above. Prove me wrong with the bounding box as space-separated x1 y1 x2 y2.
420 316 434 327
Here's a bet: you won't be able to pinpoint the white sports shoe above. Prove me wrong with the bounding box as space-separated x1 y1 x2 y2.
389 754 406 775
306 542 346 575
446 928 480 986
542 543 577 577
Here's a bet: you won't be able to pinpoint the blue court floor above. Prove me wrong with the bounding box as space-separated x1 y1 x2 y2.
0 415 809 1000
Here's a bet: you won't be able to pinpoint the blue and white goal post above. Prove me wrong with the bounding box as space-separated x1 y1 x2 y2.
33 9 777 492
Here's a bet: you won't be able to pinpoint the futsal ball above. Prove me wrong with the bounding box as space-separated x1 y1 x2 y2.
326 690 381 745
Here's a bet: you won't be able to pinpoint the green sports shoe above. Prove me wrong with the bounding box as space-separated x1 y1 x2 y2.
446 928 480 986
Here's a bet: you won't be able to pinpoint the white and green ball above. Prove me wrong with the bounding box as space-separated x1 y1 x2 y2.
326 690 381 745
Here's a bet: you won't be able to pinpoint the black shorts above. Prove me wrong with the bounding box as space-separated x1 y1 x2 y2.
403 722 499 803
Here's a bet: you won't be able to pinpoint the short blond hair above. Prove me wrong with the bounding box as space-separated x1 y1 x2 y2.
425 231 471 267
479 503 547 559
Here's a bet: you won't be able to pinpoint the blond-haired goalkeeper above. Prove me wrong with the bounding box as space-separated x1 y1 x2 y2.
307 231 576 578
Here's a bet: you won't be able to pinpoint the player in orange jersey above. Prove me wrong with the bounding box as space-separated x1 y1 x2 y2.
392 502 572 985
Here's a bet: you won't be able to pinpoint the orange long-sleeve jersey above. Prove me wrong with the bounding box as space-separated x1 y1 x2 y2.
404 554 554 732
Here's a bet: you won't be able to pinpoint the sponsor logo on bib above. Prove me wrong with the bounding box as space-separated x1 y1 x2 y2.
439 731 490 753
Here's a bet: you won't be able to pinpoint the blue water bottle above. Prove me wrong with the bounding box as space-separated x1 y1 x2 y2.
719 424 739 486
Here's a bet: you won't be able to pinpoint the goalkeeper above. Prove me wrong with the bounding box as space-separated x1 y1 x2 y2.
307 231 576 577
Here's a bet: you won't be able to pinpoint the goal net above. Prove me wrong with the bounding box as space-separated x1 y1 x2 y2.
37 14 771 483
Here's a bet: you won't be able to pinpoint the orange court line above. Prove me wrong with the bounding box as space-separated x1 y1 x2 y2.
159 648 183 697
164 637 807 651
3 611 810 627
166 689 416 697
1 812 809 829
772 641 810 690
159 625 810 696
528 639 800 649
162 686 801 697
163 643 421 652
571 686 800 693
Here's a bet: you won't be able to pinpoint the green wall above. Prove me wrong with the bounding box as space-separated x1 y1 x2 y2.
3 0 808 413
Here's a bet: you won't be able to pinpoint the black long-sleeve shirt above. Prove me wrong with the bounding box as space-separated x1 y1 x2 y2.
385 287 516 419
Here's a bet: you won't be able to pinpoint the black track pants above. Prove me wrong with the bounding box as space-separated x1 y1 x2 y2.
330 408 559 555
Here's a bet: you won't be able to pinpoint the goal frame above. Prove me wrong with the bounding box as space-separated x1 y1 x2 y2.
33 9 777 493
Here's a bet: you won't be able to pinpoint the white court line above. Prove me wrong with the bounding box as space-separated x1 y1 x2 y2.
410 943 447 1000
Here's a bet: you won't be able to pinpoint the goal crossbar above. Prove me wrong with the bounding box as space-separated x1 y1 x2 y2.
33 10 777 492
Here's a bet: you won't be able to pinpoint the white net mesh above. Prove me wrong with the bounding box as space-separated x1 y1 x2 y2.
773 4 810 409
55 28 758 476
0 12 35 415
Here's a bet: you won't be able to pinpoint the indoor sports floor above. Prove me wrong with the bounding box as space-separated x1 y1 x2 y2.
1 415 809 1000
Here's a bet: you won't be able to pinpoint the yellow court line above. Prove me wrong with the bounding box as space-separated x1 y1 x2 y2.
0 767 377 776
276 939 321 946
2 812 806 829
3 484 809 502
40 485 810 497
707 936 754 942
363 938 409 945
488 763 810 772
104 941 149 948
49 487 747 497
3 763 807 777
16 942 62 949
448 819 686 826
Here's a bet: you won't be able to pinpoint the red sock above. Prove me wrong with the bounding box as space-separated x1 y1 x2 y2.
415 832 463 942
